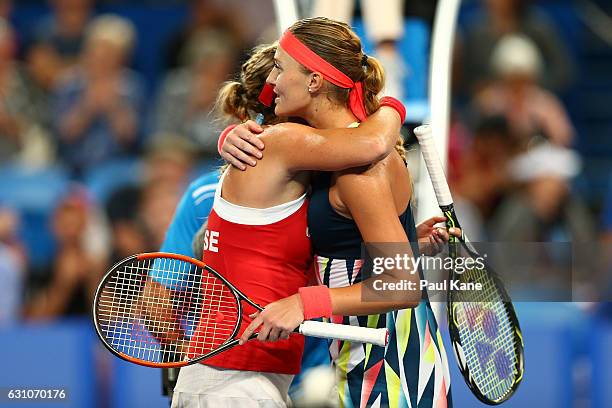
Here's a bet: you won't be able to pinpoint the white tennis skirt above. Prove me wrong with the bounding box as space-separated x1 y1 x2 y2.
171 363 294 408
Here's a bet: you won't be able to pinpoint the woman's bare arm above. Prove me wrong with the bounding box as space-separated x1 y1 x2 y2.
222 106 402 171
327 164 421 315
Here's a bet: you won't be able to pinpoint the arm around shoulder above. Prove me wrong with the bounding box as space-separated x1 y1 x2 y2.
265 107 402 172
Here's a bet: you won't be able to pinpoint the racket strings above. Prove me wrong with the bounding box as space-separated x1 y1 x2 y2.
96 257 240 364
190 269 240 357
456 301 516 400
98 258 185 363
451 259 519 401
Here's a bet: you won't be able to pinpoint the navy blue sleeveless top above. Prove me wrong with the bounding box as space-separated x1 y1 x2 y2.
307 171 419 259
305 171 452 407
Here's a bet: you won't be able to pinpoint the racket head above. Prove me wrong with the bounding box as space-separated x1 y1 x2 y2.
92 252 243 368
447 236 525 405
416 123 524 403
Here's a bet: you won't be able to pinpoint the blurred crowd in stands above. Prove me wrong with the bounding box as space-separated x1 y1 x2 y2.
0 0 611 327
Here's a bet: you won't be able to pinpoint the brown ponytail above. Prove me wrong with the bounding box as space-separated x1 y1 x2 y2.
361 55 384 115
362 56 405 161
217 81 249 122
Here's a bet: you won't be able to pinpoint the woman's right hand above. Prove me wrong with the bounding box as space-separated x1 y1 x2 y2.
220 120 266 170
416 215 462 256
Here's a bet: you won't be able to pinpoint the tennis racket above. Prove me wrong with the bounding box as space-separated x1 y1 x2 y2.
414 125 524 405
93 252 388 368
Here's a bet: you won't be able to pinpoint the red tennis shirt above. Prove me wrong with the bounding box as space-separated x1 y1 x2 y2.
198 172 312 374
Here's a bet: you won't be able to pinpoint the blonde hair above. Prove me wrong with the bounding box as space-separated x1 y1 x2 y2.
288 17 405 161
215 43 278 124
86 14 135 53
491 34 543 79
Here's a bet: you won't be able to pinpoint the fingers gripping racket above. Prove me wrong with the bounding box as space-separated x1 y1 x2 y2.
414 125 524 405
93 253 388 368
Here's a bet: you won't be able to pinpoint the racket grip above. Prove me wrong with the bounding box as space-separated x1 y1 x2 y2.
299 321 388 346
413 125 454 207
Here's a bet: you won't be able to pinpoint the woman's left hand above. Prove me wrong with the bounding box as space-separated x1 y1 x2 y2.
239 294 305 345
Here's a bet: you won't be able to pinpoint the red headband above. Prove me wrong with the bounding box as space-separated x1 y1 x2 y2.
258 30 367 121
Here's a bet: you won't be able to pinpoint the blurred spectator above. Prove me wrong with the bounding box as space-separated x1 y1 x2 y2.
163 0 243 71
491 142 594 242
105 185 146 264
29 0 93 72
451 116 519 241
0 18 51 164
52 14 145 176
106 140 192 262
24 40 62 101
0 205 25 325
22 45 63 165
22 0 94 152
459 0 573 94
105 182 182 263
472 34 575 147
153 31 235 158
139 139 192 249
24 188 109 320
142 137 194 189
311 0 407 98
25 0 94 130
139 181 183 250
490 142 598 299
